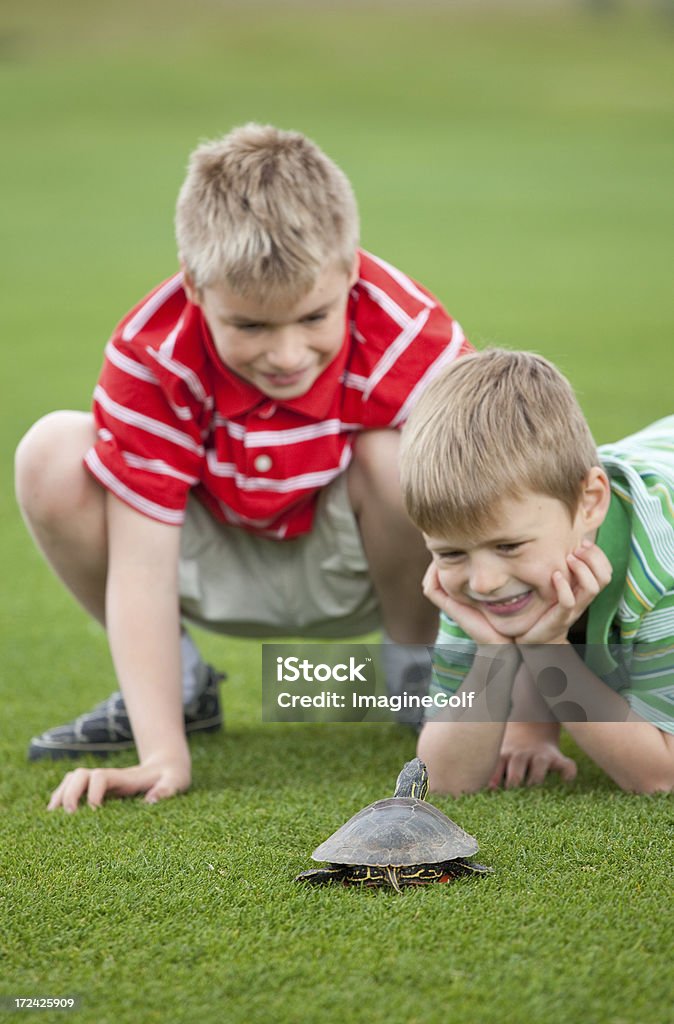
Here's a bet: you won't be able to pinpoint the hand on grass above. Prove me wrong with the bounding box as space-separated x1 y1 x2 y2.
422 563 514 647
47 753 192 813
515 541 613 646
488 722 577 789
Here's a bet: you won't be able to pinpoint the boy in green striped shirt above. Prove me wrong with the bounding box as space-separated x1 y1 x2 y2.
399 349 674 795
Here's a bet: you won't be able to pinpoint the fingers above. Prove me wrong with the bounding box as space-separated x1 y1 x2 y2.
565 541 613 599
519 544 609 644
86 767 147 807
557 754 578 783
494 749 578 789
421 561 439 595
572 541 613 589
47 764 174 812
48 768 94 814
145 779 181 805
551 570 575 610
527 750 577 786
525 753 556 787
504 751 529 789
488 755 506 790
47 767 117 813
422 564 451 612
565 555 601 600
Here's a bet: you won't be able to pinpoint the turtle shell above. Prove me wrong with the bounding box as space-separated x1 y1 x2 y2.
312 797 479 868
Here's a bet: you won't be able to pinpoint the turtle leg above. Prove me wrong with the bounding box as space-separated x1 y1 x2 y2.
295 865 348 885
454 859 493 875
433 860 493 880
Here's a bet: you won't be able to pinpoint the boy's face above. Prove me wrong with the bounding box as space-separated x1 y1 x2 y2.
424 489 602 640
185 260 357 400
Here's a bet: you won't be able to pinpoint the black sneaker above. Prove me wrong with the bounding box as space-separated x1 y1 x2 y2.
27 666 225 761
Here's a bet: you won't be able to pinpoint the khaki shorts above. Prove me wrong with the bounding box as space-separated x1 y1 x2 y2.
178 473 381 638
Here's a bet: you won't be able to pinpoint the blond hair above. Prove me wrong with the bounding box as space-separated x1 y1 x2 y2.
400 349 599 537
175 123 359 298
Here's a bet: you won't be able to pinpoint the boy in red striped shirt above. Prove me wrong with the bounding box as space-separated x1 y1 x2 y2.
16 124 471 811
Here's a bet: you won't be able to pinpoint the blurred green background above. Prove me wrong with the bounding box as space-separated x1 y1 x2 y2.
2 0 673 459
1 3 673 1022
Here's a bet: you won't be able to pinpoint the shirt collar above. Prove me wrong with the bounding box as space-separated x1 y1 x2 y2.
585 489 631 673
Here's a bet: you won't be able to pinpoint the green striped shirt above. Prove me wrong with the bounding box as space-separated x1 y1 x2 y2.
432 416 674 733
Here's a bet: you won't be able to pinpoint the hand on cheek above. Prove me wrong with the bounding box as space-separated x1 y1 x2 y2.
515 541 612 645
422 564 515 646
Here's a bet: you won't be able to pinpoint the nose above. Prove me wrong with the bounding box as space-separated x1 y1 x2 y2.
266 329 306 373
467 555 508 597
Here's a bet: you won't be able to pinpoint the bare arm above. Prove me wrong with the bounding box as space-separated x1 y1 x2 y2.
512 543 674 794
418 644 520 796
519 643 674 794
488 665 577 789
48 493 191 811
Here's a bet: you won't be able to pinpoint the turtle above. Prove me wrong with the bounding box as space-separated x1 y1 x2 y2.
295 757 492 891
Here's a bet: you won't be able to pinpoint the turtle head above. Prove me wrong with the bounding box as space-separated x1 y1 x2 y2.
393 758 429 800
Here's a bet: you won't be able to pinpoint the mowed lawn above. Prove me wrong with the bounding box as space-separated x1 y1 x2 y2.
1 3 673 1023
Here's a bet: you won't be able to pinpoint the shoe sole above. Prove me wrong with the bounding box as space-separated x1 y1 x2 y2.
27 715 223 762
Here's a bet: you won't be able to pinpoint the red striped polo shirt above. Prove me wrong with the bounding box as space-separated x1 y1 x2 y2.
84 249 471 538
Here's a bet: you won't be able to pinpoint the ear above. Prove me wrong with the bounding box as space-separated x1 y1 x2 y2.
181 261 202 307
577 466 611 534
347 251 360 288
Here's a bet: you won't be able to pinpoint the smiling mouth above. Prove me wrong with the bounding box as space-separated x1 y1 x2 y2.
261 368 311 386
477 591 533 615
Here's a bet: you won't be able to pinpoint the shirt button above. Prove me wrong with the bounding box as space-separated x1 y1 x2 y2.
254 454 273 472
258 402 277 420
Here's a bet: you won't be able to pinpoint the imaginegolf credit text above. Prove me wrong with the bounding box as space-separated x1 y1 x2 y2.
276 690 477 712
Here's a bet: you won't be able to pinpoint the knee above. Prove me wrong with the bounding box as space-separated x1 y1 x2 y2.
15 411 97 524
348 430 402 509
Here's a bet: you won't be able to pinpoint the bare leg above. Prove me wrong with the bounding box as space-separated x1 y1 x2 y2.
15 411 108 624
16 412 220 760
347 429 437 645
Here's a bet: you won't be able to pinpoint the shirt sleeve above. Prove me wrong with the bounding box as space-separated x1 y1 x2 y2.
425 613 477 720
361 304 473 430
619 594 674 734
83 334 208 525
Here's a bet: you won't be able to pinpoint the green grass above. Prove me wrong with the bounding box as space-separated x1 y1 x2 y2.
1 2 673 1022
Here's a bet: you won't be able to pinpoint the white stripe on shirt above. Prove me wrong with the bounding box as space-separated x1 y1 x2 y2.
206 457 345 493
85 449 184 524
363 250 436 309
212 416 363 447
121 273 184 342
342 372 368 392
145 347 210 407
390 321 467 426
94 385 204 455
104 342 160 385
358 280 412 329
121 452 200 485
364 308 430 401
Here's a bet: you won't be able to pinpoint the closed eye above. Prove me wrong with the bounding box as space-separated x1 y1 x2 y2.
236 322 264 333
496 543 524 554
434 550 465 563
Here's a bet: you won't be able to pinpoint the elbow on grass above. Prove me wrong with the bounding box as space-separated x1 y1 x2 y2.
428 777 485 798
610 766 674 796
417 727 491 797
621 775 674 796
